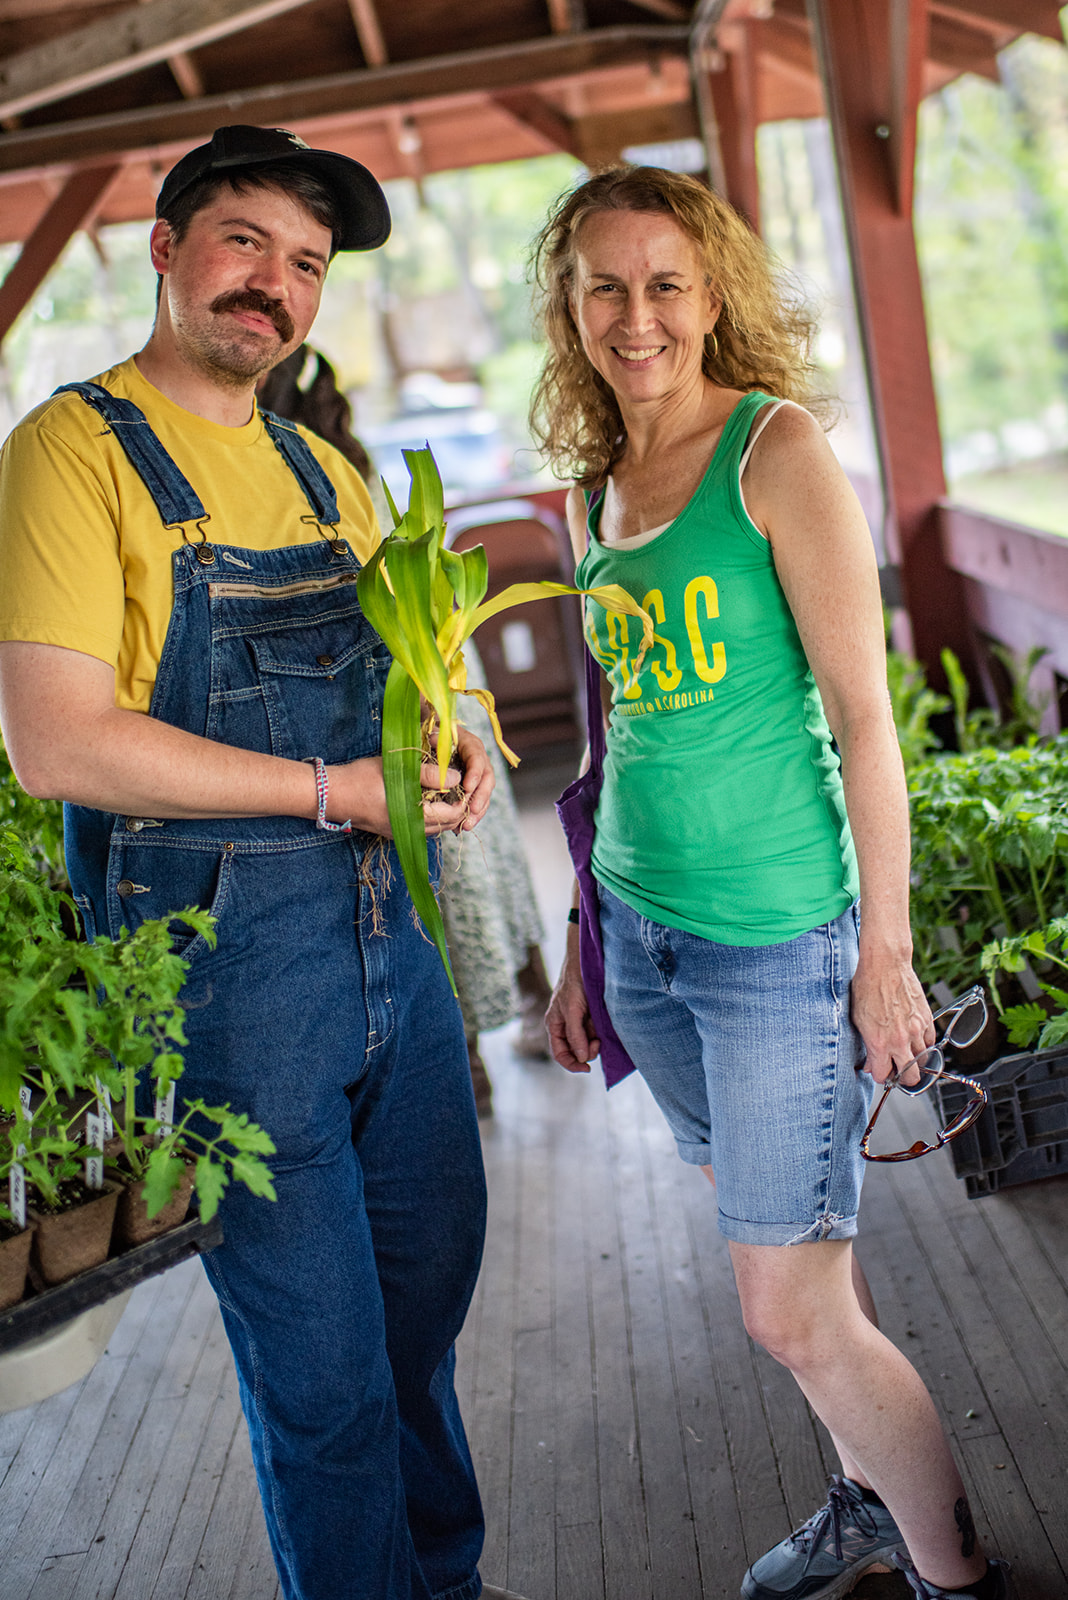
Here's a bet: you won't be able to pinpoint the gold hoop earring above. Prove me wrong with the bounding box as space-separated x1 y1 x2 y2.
710 331 720 359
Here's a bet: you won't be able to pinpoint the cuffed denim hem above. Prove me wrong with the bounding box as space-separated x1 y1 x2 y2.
676 1138 713 1166
717 1208 861 1247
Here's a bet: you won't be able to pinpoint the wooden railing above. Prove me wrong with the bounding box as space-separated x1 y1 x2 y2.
939 503 1068 730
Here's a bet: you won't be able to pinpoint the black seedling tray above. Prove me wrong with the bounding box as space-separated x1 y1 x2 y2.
0 1212 222 1353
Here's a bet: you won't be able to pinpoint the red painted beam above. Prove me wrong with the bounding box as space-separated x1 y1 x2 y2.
0 163 120 344
806 0 975 688
705 20 761 231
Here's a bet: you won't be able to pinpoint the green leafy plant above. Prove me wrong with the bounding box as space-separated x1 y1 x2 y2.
942 643 1050 753
0 827 276 1226
0 734 66 888
980 917 1068 1052
357 446 653 989
907 739 1068 996
0 1078 89 1214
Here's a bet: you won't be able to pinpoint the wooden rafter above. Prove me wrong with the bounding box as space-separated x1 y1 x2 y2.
0 25 690 173
624 0 690 19
492 89 581 157
929 0 1064 41
927 10 1001 79
165 51 205 98
546 0 586 32
347 0 389 67
755 16 817 80
0 163 120 341
0 0 319 123
133 0 205 102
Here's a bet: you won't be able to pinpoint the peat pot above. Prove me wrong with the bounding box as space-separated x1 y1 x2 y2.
0 1224 33 1312
112 1163 196 1249
28 1181 121 1288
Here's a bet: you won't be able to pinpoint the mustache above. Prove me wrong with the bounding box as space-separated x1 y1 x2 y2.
211 289 295 344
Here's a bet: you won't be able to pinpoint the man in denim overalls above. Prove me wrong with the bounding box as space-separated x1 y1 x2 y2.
0 127 515 1600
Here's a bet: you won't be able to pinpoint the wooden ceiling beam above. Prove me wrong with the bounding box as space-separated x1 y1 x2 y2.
165 51 205 98
927 11 1000 79
492 89 582 157
624 0 690 19
0 24 689 174
928 0 1064 42
755 16 817 78
347 0 389 67
0 0 320 122
546 0 587 31
0 161 119 341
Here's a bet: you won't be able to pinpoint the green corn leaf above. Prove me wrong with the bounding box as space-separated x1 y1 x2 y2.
437 544 490 664
382 475 402 528
402 447 445 544
385 536 457 779
381 660 456 993
468 580 655 671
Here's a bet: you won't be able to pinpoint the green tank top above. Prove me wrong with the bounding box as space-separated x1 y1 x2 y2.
575 389 858 946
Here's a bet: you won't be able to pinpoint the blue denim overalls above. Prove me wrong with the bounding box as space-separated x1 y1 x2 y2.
59 383 487 1600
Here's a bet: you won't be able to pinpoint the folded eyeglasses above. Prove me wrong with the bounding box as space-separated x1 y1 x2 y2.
860 985 989 1163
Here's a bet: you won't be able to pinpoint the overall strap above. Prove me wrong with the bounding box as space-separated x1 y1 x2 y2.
259 408 340 526
54 383 342 532
54 381 206 527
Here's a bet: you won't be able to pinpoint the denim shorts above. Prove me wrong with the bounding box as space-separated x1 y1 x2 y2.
598 886 873 1247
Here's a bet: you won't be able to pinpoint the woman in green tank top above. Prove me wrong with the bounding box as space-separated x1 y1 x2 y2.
530 167 1006 1600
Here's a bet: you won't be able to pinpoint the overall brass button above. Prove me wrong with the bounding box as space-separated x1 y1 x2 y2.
116 879 136 896
317 654 334 667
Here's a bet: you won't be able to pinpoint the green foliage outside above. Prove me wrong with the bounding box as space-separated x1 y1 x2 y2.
888 635 1068 1056
915 32 1068 526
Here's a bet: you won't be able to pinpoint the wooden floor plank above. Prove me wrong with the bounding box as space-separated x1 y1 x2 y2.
0 774 1066 1599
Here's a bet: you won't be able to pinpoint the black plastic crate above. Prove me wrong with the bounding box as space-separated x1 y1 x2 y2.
933 1045 1068 1197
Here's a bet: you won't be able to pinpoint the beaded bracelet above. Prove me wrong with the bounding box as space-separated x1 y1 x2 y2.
305 756 352 834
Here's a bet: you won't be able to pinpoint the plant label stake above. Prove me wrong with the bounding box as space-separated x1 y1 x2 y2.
85 1112 105 1190
8 1163 25 1231
94 1076 114 1140
154 1084 176 1145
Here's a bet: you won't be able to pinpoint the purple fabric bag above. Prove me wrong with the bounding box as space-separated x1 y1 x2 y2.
555 645 638 1087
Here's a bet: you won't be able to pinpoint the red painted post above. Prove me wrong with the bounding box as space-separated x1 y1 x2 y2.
806 0 976 686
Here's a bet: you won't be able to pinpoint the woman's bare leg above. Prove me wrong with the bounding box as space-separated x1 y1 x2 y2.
730 1237 985 1590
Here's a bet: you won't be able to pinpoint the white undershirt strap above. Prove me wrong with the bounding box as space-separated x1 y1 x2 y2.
599 396 796 548
739 398 789 477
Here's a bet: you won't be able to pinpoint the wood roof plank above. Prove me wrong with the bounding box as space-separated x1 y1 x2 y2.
929 0 1065 44
927 11 1003 80
0 0 320 122
0 23 689 172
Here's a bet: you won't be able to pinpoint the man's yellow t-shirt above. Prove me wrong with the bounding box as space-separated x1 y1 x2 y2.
0 356 380 713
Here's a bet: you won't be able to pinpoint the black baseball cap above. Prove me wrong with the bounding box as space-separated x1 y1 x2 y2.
155 125 391 252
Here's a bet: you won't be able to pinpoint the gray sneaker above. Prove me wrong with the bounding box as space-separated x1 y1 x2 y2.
741 1476 906 1600
893 1551 1011 1598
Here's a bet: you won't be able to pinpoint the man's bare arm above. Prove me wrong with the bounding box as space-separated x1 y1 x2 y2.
0 640 493 836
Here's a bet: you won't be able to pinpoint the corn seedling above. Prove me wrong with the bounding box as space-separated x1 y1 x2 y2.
357 446 653 990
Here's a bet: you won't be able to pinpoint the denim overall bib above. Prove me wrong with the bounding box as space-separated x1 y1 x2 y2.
58 384 486 1600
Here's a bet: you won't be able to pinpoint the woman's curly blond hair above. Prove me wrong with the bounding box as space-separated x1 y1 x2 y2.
529 164 826 487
